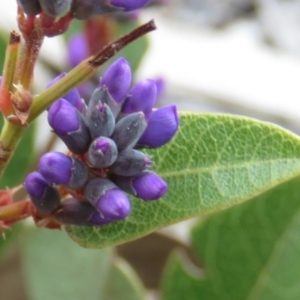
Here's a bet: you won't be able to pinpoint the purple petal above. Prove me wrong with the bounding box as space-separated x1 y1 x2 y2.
24 171 49 199
39 152 72 184
138 104 179 148
111 0 151 11
133 172 167 200
99 57 132 103
67 33 89 68
96 188 131 220
122 79 157 118
48 99 80 135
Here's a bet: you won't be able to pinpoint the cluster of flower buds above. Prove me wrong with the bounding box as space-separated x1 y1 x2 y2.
24 58 179 226
17 0 151 19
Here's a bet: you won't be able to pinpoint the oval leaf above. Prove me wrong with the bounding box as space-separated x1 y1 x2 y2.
161 176 300 300
22 228 112 300
67 113 300 248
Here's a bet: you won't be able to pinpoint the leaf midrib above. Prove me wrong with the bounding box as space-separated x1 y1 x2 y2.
160 158 300 177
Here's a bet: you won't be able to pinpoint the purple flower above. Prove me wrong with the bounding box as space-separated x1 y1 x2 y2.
99 58 132 103
133 171 167 200
55 198 97 225
121 79 157 118
24 172 61 214
111 0 151 11
48 99 80 135
86 91 116 139
111 149 152 176
87 137 118 168
85 178 131 222
112 112 147 150
39 152 89 189
113 171 167 200
90 188 131 223
48 99 91 154
138 104 179 148
67 34 89 68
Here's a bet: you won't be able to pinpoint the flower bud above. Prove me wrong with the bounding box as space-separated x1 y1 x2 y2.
113 171 167 200
86 91 115 139
39 0 71 17
112 112 147 151
111 149 152 176
87 137 118 168
39 152 89 189
121 79 157 118
85 178 131 221
111 0 151 11
138 105 179 148
24 172 60 214
55 198 96 225
48 99 91 154
71 0 117 20
47 74 85 113
17 0 42 16
89 86 121 118
99 58 132 103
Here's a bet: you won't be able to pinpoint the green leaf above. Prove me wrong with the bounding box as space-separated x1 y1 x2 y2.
22 228 112 300
0 118 36 188
161 176 300 300
102 258 145 300
67 113 300 248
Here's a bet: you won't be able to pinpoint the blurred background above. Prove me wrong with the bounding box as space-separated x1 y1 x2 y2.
1 0 300 299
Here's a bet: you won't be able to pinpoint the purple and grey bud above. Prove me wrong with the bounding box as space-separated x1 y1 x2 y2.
17 0 42 16
86 90 115 139
38 152 89 189
111 149 152 176
24 172 61 214
89 86 121 118
71 0 118 20
47 73 86 113
121 79 157 118
39 0 71 17
85 177 131 221
54 198 97 225
112 112 147 151
48 99 91 154
111 0 151 11
87 137 118 168
138 104 179 148
99 58 132 103
113 171 167 200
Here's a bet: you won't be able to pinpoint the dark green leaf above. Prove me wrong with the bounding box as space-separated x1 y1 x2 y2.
67 113 300 248
161 176 300 300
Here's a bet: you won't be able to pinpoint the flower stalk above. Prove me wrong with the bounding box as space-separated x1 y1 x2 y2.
0 31 21 116
28 19 156 122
